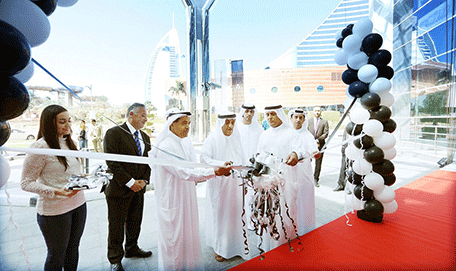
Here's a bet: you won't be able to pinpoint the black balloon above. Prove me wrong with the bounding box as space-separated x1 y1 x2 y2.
361 92 381 110
377 66 395 80
0 20 32 77
364 146 385 163
383 119 397 133
0 121 11 147
370 106 392 123
368 49 392 67
348 81 369 98
31 0 57 16
354 135 374 149
336 38 344 48
342 68 359 85
361 33 383 55
346 24 354 29
342 27 352 38
347 169 363 185
373 159 395 176
0 77 30 122
345 121 363 136
354 183 374 201
364 199 384 215
383 173 396 186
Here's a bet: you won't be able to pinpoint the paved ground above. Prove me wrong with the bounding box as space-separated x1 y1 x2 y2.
0 135 452 271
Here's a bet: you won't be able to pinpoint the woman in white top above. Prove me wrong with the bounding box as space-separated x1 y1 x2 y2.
21 104 86 271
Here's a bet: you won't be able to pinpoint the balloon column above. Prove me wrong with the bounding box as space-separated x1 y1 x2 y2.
0 0 79 189
334 18 398 223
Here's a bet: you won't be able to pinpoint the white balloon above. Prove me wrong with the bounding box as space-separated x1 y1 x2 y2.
383 147 397 160
0 156 11 189
14 61 35 83
352 18 373 39
335 49 349 65
358 64 379 83
350 107 370 124
379 91 395 107
0 0 51 47
382 200 398 214
346 143 364 160
57 0 79 7
353 158 372 175
363 119 384 137
374 185 395 203
342 34 363 53
347 52 368 70
352 195 366 211
363 172 384 191
373 132 396 150
369 77 392 94
334 29 343 41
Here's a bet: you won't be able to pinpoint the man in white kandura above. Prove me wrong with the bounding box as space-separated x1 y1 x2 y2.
201 112 249 262
149 109 232 271
237 103 263 230
256 104 306 251
289 108 319 236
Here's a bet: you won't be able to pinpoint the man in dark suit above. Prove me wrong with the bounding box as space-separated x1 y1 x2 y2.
307 106 329 187
103 103 152 271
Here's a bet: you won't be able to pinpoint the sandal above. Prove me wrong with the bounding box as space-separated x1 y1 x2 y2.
214 253 225 262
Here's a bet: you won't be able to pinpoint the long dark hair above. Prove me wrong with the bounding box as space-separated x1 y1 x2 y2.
37 104 77 170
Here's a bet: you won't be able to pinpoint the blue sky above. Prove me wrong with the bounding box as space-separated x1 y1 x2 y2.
27 0 342 105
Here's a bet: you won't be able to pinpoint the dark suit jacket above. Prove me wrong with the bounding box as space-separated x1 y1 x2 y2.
307 117 329 148
103 123 151 197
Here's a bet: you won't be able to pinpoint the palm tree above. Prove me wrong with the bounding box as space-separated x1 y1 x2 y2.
168 80 186 109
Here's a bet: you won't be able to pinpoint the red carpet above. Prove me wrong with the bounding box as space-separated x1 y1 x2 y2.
231 170 456 270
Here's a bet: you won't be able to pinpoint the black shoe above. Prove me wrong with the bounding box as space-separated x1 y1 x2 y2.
111 263 124 271
333 185 345 192
314 180 320 187
125 248 152 258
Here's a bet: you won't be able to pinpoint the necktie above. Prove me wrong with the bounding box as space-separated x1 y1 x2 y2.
314 118 319 136
134 131 142 156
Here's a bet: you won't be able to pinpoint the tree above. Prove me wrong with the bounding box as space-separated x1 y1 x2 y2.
168 80 186 109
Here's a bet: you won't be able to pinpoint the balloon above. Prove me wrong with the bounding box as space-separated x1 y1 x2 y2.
383 173 396 186
351 195 365 210
363 172 385 191
383 147 397 160
342 68 359 85
373 132 396 150
363 119 383 137
0 121 11 146
0 0 51 47
334 29 343 40
370 106 392 123
336 38 344 48
364 199 384 215
373 159 395 176
347 52 368 70
347 169 363 185
364 146 385 163
352 18 373 39
358 64 378 83
383 119 397 133
341 27 353 38
14 61 34 83
360 92 381 110
350 106 370 124
345 121 363 136
342 34 363 53
335 49 349 65
368 49 392 67
0 76 30 122
354 135 374 149
353 158 373 175
374 185 395 203
379 91 395 107
354 183 374 201
57 0 79 7
30 0 57 16
346 143 364 160
361 33 383 55
382 200 398 214
0 20 32 76
369 77 392 94
0 156 11 189
377 66 394 79
348 81 369 98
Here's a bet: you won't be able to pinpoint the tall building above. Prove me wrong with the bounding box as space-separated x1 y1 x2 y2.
144 24 183 115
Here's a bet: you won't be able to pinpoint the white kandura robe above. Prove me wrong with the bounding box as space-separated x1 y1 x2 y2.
151 132 215 271
256 124 305 251
295 125 318 236
200 130 249 260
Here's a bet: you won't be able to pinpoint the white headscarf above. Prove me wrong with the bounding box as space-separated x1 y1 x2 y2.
212 112 245 164
288 108 310 132
238 103 262 131
264 104 291 128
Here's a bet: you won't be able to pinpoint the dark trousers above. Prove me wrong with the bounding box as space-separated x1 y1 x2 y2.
314 150 324 182
37 203 87 271
106 193 144 264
